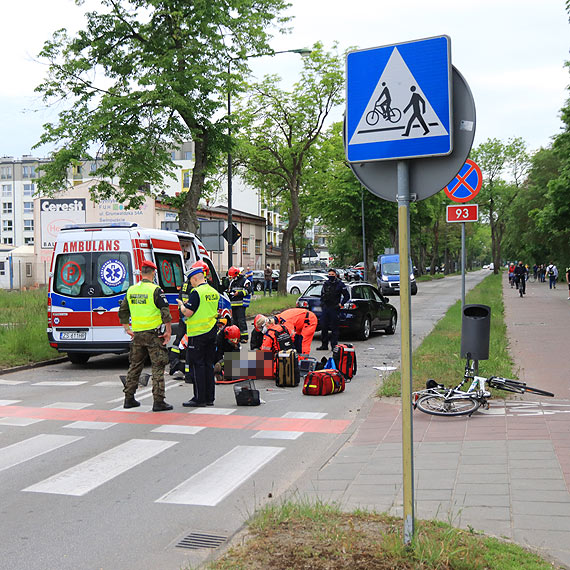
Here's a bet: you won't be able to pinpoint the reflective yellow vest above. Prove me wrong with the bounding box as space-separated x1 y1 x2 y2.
126 280 162 332
185 283 219 336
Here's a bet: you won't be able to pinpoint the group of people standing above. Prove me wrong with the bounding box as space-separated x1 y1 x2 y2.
507 261 569 297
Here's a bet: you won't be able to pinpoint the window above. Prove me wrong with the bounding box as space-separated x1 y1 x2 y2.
22 165 36 179
24 219 34 231
23 183 34 196
26 263 33 278
2 237 13 245
2 202 12 214
241 237 249 254
171 151 176 160
154 252 184 294
0 261 4 275
255 239 261 255
184 151 192 160
182 170 190 189
0 166 12 179
73 164 82 175
24 237 34 245
3 220 13 231
90 162 98 173
23 202 33 214
1 184 11 197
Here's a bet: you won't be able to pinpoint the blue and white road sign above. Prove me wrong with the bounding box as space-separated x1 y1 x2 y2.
346 35 452 163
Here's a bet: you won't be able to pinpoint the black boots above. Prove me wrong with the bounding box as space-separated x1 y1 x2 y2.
316 345 328 351
123 397 141 409
152 401 174 412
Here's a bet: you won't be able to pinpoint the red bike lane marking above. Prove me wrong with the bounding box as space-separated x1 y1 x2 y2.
0 406 350 435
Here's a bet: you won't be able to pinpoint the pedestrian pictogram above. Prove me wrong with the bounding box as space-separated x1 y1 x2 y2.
445 159 482 203
346 35 452 162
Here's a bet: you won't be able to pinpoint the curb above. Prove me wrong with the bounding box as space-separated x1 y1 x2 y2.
0 357 69 376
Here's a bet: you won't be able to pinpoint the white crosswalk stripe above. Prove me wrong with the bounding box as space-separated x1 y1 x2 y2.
0 434 83 473
23 439 177 496
156 445 284 506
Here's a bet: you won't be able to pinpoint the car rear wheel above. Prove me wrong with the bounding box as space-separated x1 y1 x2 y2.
385 314 397 335
255 282 263 292
290 287 301 295
67 353 91 365
359 315 371 340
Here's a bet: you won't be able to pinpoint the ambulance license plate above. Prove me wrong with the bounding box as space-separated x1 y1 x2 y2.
60 331 87 340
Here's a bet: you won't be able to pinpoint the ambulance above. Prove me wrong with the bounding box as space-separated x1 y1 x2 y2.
47 222 231 363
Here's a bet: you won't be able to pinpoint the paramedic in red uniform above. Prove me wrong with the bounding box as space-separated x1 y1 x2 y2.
119 260 173 412
177 265 220 407
274 308 317 355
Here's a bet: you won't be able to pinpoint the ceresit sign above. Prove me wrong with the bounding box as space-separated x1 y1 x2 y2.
40 198 86 249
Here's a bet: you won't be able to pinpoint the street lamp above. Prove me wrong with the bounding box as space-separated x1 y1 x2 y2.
226 48 311 270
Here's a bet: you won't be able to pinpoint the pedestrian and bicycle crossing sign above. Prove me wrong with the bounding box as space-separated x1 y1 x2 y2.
346 35 452 163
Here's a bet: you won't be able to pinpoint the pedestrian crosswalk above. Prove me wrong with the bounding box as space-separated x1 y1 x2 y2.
0 401 349 508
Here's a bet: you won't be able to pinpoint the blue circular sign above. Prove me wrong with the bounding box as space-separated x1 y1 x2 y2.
100 259 127 288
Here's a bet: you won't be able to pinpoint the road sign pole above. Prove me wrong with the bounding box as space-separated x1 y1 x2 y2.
461 222 466 310
397 160 415 545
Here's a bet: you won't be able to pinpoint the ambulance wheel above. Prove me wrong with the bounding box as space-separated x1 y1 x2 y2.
67 353 91 365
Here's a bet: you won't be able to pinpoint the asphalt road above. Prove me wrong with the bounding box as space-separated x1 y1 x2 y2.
0 270 489 570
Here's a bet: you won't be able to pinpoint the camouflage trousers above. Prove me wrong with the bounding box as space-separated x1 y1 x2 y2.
124 330 169 402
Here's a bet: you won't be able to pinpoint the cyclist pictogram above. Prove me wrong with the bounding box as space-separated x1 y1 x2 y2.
365 82 402 125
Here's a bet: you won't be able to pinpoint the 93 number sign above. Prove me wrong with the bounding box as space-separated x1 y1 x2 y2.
447 204 478 223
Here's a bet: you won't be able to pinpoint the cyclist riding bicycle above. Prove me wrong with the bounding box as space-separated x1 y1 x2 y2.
514 261 528 296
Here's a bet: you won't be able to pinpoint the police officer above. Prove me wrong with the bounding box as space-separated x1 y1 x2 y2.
317 268 349 351
227 266 251 343
119 260 173 412
178 265 220 407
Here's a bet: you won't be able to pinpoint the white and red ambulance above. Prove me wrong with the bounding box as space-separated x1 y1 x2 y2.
47 222 231 363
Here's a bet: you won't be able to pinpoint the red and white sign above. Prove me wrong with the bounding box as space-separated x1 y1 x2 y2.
447 204 478 223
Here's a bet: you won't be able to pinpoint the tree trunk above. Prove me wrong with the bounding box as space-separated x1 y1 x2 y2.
179 131 208 233
277 186 301 295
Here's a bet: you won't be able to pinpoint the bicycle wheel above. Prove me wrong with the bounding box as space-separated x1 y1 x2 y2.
521 385 554 397
488 377 525 393
416 394 480 417
366 110 380 126
388 107 402 123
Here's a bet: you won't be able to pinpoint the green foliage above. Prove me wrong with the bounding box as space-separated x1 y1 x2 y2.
236 43 345 290
0 289 60 367
34 0 290 231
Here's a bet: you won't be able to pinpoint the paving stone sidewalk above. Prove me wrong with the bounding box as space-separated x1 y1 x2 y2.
296 273 570 568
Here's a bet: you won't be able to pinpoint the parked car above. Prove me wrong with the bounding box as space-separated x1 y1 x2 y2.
286 272 327 295
250 270 279 292
296 281 397 340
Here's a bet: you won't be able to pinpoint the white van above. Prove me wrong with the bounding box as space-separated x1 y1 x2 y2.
47 222 230 363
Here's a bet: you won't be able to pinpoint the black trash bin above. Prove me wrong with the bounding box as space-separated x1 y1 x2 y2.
460 304 491 361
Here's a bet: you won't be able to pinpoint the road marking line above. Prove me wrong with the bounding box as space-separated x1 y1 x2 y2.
187 408 235 415
0 417 43 426
0 406 350 434
24 439 176 496
111 405 153 413
32 381 87 386
152 425 205 435
107 379 179 403
94 381 120 387
156 445 283 506
0 380 27 385
282 412 327 420
63 421 117 430
0 400 22 406
43 403 92 410
0 434 83 473
252 431 303 440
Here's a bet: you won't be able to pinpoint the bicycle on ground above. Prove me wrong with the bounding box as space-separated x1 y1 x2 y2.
412 354 554 417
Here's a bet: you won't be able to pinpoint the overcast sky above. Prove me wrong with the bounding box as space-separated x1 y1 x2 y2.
1 0 568 158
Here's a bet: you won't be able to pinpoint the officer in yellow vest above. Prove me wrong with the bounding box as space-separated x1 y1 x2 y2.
119 260 173 411
177 264 220 407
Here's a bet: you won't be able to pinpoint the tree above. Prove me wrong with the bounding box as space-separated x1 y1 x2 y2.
236 43 344 293
34 0 289 233
471 138 530 273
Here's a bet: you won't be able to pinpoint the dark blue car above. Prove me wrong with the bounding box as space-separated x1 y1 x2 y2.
295 281 397 340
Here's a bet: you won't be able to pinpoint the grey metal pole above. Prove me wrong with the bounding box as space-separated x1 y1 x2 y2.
397 160 415 545
361 186 367 282
227 61 233 271
461 222 466 310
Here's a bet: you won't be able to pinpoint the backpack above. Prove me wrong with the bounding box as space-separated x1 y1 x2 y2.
302 369 345 396
273 324 294 351
332 343 357 380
